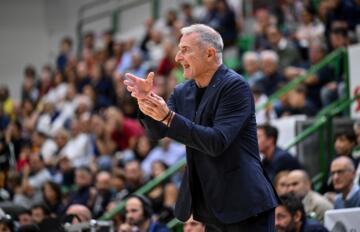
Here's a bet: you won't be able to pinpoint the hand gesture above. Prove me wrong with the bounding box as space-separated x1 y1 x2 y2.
138 93 170 122
124 72 154 99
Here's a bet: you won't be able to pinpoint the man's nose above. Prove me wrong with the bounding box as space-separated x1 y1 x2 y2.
175 51 182 62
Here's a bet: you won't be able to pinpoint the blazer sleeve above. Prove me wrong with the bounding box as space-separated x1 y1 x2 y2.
166 78 252 157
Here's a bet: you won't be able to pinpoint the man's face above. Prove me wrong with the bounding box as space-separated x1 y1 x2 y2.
275 206 297 232
257 128 271 155
287 173 309 198
331 160 354 192
183 217 205 232
335 135 354 156
126 198 145 226
175 33 207 80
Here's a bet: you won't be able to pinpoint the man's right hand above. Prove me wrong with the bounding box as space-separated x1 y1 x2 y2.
124 72 154 99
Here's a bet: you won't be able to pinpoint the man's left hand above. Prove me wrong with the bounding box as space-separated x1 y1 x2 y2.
138 93 170 122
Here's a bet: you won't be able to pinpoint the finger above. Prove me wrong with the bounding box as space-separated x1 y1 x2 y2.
125 73 142 82
146 72 154 84
126 86 135 92
123 80 135 87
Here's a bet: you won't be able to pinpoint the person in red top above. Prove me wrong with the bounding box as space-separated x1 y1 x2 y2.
104 106 143 151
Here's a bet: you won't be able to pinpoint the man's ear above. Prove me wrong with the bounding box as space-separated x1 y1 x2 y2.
206 47 217 60
294 210 302 223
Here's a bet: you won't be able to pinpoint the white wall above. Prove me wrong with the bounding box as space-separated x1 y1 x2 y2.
0 0 91 101
0 0 196 101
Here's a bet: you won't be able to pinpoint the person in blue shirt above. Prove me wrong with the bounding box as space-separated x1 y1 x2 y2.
331 156 360 209
257 124 302 182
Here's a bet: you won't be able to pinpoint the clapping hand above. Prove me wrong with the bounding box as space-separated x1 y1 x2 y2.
124 72 154 99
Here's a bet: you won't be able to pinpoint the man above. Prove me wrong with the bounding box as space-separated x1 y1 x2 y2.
257 124 302 182
286 170 333 223
65 204 92 224
125 195 169 232
183 216 205 232
92 171 113 218
275 193 328 232
124 24 278 231
330 156 360 209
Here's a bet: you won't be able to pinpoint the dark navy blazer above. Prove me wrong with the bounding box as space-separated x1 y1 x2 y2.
140 64 279 224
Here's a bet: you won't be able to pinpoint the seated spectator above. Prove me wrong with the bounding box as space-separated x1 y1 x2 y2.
266 25 302 71
124 160 145 194
330 156 360 209
41 181 64 216
92 171 113 218
286 170 333 223
125 194 170 232
65 204 92 224
66 167 96 209
242 51 263 88
274 171 290 196
320 26 349 106
183 216 205 232
256 50 286 97
141 137 185 177
257 124 302 182
31 203 50 224
14 153 51 209
277 85 317 117
104 107 144 151
275 193 328 232
334 131 358 166
60 117 93 167
0 217 15 232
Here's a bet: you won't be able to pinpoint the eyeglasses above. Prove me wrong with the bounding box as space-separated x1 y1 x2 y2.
330 169 352 176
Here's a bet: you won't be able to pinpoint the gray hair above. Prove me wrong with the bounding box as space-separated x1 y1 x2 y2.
260 50 279 64
243 51 260 63
180 24 223 62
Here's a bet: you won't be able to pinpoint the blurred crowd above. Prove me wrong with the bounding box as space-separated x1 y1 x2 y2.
0 0 360 231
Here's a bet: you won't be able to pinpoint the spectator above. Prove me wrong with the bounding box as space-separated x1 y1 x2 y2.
286 170 333 223
66 167 95 209
183 216 205 232
21 66 39 103
266 25 302 71
141 137 185 177
256 50 286 96
274 171 290 196
124 160 145 194
278 85 317 117
31 204 50 224
331 156 360 209
56 37 73 73
92 171 113 218
257 124 302 182
125 195 170 232
41 181 64 216
104 107 144 151
334 131 358 165
242 51 263 88
0 217 15 232
0 85 14 119
18 209 34 227
275 193 328 232
65 204 92 224
14 153 51 209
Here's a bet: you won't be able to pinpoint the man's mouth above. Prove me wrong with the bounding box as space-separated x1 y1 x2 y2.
183 64 190 69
